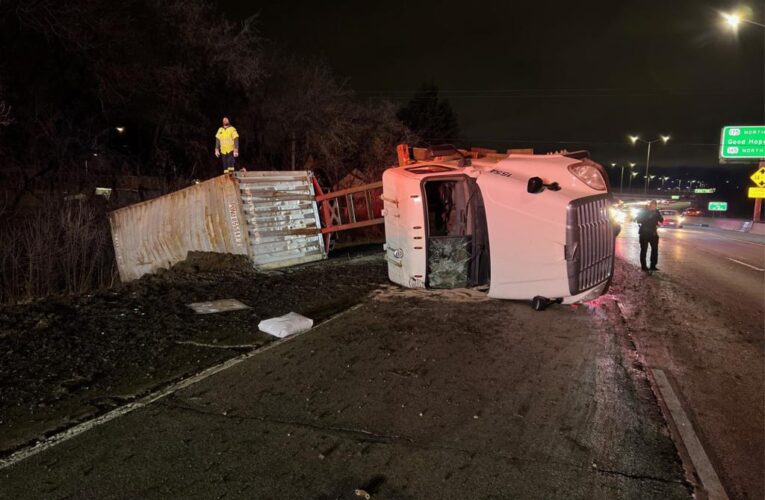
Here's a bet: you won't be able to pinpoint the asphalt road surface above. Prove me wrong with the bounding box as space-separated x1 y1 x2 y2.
1 290 689 499
0 224 761 499
613 222 765 499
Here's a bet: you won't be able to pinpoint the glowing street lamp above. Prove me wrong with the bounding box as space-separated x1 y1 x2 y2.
721 10 765 30
628 134 671 193
723 13 741 29
629 171 639 189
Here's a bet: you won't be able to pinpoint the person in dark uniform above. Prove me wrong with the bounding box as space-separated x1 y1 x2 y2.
635 200 664 272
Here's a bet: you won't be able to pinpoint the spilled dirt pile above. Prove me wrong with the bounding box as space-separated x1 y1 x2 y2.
0 250 387 454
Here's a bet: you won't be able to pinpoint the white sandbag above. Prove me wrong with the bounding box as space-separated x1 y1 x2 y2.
258 312 313 338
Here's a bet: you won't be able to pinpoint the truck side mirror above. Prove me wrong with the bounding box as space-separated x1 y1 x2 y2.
528 177 545 194
528 177 561 194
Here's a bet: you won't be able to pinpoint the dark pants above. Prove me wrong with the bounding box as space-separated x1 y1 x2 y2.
639 232 659 270
221 152 235 170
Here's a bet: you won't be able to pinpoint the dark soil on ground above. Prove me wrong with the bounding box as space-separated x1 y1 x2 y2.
0 250 387 455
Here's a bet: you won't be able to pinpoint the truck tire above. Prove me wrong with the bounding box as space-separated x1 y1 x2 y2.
532 296 549 311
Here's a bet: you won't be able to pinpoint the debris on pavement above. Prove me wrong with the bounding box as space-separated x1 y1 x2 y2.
258 312 314 338
354 489 371 499
187 298 250 314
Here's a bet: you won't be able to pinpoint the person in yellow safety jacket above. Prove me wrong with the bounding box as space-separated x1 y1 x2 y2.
214 116 239 172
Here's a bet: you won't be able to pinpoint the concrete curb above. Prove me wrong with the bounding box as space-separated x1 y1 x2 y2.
684 218 764 234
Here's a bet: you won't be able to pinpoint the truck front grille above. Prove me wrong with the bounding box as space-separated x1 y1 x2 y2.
566 195 614 294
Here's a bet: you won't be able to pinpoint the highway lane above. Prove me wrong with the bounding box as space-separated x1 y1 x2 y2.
621 223 763 317
612 223 764 499
0 267 690 499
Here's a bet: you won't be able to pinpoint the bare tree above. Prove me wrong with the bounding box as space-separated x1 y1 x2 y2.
0 100 11 127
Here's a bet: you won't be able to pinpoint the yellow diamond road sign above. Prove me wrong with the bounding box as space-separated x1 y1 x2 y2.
751 167 765 187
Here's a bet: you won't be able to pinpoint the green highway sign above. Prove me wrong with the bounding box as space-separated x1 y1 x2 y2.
671 195 680 200
694 188 715 194
708 201 728 212
720 126 765 160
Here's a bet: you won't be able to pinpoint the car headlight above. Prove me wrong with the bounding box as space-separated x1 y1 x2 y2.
568 163 606 191
608 207 626 224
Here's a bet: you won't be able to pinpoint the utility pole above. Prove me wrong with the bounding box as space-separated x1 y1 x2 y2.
755 160 764 222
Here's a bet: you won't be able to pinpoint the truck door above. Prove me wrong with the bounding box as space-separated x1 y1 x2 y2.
475 169 570 300
421 176 490 288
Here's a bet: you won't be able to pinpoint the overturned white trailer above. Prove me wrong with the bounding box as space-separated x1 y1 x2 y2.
109 169 382 282
109 171 327 282
382 148 616 309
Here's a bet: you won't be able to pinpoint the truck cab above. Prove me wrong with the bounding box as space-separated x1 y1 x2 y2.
382 148 615 306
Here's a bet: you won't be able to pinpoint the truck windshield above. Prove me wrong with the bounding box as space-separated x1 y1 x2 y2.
422 178 490 288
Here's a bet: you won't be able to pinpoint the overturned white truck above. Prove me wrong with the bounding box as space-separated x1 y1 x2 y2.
381 147 616 310
108 145 616 309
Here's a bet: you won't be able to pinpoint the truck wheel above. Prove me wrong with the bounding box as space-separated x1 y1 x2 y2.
532 296 549 311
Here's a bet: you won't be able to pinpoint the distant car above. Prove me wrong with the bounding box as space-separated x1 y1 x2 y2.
659 209 684 228
682 208 703 217
659 199 671 205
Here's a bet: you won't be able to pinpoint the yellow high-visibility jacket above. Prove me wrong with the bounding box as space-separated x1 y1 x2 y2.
215 126 239 154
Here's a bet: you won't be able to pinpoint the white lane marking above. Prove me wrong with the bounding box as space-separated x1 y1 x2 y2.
651 369 729 500
726 257 765 272
0 303 365 471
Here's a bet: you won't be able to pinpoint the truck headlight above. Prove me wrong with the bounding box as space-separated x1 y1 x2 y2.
608 207 626 224
568 164 606 191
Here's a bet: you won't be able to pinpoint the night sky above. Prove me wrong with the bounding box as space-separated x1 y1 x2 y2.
221 1 764 185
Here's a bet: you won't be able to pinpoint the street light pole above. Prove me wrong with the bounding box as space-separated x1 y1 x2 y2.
612 163 629 193
611 163 624 192
722 11 765 220
629 171 639 189
630 134 670 194
644 141 652 193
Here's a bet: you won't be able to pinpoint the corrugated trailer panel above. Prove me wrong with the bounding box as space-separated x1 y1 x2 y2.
109 175 248 281
237 171 326 269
